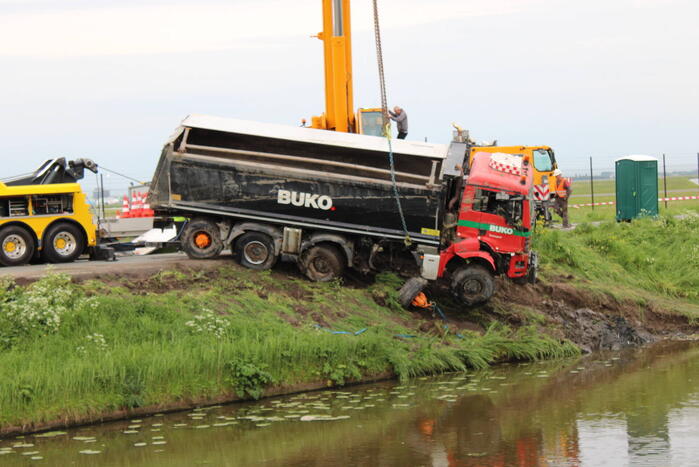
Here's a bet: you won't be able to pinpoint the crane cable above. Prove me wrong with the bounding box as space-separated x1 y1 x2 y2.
99 165 149 185
372 0 411 246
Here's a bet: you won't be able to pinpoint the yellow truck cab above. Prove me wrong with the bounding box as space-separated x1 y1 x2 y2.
0 159 98 266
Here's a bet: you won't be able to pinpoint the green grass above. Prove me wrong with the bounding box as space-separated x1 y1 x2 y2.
534 215 699 308
572 175 698 196
540 175 699 225
0 269 577 430
565 200 699 224
570 192 698 204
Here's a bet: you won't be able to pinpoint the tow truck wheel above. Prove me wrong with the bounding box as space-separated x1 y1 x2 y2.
451 265 495 307
300 244 345 282
398 277 428 309
42 222 85 263
234 232 277 270
0 225 35 267
181 219 223 260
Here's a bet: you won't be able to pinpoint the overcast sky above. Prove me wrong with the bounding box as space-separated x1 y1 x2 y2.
2 0 698 191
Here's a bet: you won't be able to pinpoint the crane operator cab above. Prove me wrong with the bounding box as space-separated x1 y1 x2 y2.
356 108 385 137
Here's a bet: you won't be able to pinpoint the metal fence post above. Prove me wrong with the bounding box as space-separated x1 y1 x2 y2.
589 156 594 210
662 153 668 209
100 173 106 220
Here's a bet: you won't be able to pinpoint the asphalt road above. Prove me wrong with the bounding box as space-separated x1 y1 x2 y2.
0 252 234 282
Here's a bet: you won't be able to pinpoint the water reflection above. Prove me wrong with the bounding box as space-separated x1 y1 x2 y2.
1 342 698 466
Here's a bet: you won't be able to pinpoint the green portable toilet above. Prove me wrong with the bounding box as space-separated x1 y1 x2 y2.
615 155 659 221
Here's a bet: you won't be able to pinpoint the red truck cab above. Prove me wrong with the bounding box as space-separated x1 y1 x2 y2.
433 151 536 305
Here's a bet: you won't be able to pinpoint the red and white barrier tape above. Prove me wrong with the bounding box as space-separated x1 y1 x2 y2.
571 195 699 209
571 201 615 208
662 195 699 202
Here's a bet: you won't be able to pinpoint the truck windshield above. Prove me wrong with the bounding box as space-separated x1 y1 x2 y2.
533 149 553 172
472 189 523 228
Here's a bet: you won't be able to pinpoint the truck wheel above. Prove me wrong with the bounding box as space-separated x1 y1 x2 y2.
0 226 35 267
398 277 428 309
181 219 223 260
300 244 345 282
451 265 495 306
235 232 277 270
514 267 538 285
527 266 538 284
42 222 85 263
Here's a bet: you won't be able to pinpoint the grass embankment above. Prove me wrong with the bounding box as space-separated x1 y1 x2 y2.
0 269 576 433
535 214 699 315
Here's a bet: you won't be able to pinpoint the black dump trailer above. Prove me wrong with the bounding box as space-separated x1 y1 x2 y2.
150 115 465 280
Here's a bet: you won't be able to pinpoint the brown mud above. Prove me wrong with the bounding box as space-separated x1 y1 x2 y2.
483 277 698 353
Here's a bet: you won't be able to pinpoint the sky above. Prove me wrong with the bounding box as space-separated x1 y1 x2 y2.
1 0 698 193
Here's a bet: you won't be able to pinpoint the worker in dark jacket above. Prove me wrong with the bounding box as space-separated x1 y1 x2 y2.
552 169 572 228
389 106 408 139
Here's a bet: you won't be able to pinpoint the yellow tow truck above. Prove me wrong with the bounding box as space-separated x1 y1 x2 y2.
0 158 99 266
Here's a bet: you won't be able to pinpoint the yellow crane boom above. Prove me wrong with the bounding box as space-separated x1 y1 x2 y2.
312 0 356 133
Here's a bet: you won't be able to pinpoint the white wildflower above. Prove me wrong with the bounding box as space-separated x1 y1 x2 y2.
185 309 230 338
77 333 108 355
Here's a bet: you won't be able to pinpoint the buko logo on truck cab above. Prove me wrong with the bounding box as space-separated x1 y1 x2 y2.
489 225 514 235
277 190 333 210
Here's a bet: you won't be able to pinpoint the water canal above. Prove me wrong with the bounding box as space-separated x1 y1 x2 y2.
2 341 698 466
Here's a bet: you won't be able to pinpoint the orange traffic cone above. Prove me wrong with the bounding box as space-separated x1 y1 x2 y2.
117 195 130 219
131 192 142 217
137 192 146 217
142 192 154 217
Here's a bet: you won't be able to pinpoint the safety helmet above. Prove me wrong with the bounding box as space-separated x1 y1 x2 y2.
553 169 562 177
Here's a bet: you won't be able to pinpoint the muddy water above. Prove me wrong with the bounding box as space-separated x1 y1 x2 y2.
2 342 699 466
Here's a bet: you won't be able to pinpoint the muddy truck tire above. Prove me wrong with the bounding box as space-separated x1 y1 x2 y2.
234 232 277 270
513 267 537 285
181 219 224 260
398 277 428 309
299 244 345 282
451 265 495 307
